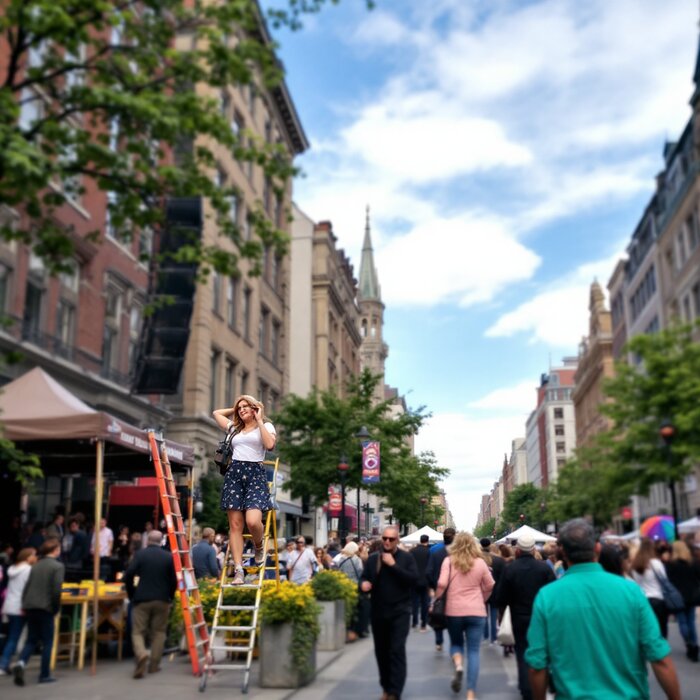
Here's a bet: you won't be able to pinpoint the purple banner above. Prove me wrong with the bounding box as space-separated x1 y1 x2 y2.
361 441 381 484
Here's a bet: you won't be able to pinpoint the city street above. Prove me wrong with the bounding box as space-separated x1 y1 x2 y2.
1 620 694 699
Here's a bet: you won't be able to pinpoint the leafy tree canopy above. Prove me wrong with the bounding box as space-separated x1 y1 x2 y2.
500 483 550 532
272 370 449 527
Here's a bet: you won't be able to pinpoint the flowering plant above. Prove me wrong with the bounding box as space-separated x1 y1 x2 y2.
310 569 358 625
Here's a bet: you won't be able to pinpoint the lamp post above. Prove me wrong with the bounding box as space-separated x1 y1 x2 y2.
659 419 680 541
338 455 349 545
355 426 371 536
420 496 428 526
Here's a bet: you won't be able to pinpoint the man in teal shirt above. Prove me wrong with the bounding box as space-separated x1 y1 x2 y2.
525 519 681 700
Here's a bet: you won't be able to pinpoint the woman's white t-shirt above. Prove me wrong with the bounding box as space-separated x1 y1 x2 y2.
630 557 665 599
231 422 276 462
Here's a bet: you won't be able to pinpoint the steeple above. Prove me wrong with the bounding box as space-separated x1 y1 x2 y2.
358 205 381 301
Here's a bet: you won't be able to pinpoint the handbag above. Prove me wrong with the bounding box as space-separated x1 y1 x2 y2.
428 560 454 631
214 429 235 476
652 565 685 613
496 605 515 646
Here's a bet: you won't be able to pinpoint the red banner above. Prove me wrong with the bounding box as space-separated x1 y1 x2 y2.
361 441 380 484
328 485 342 514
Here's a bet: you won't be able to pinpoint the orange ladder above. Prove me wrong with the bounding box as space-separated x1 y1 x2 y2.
149 430 210 675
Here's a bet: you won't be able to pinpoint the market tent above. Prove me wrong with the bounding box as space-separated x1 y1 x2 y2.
0 366 194 673
496 524 556 545
678 516 700 534
0 367 194 466
401 525 443 544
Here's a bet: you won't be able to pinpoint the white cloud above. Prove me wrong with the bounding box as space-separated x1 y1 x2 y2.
485 250 623 347
417 407 531 529
376 213 540 307
467 380 536 415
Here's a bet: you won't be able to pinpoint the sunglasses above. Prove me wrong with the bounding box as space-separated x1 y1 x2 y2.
382 536 397 542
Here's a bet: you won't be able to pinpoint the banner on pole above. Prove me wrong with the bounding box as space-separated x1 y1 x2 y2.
361 441 381 484
328 485 342 514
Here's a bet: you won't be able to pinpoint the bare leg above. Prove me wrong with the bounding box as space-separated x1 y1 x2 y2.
227 510 244 567
245 509 263 547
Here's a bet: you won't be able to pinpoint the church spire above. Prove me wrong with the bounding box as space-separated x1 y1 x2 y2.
358 205 381 301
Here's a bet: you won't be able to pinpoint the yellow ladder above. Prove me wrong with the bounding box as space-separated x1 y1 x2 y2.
199 458 280 693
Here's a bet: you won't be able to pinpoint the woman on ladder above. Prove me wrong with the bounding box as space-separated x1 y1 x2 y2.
213 395 276 585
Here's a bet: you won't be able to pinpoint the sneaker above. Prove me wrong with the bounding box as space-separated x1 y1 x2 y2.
133 653 149 679
232 567 245 585
451 668 463 693
0 668 8 676
39 676 58 684
254 542 265 566
436 644 443 652
13 662 25 687
419 626 427 633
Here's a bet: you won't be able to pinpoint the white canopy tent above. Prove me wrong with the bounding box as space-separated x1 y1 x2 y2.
496 524 556 545
678 516 700 534
401 525 443 545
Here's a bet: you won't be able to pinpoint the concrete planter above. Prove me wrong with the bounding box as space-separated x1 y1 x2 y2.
317 599 346 651
259 622 316 688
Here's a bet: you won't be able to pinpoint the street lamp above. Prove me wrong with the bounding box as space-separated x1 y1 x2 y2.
420 496 428 526
338 455 349 545
659 419 680 540
354 426 371 536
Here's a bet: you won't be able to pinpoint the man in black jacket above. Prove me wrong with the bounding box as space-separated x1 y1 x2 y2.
410 534 431 631
493 533 555 700
13 538 64 686
360 526 418 700
124 530 177 678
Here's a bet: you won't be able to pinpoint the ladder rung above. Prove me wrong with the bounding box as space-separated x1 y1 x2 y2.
218 605 256 611
207 663 249 670
221 583 261 590
163 493 178 499
210 645 253 653
213 625 254 632
192 621 207 628
173 531 186 535
194 639 209 647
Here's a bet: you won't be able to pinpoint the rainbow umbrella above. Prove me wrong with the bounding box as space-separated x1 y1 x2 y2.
639 515 675 542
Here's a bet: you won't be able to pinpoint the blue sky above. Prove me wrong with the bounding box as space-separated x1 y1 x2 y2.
269 0 698 529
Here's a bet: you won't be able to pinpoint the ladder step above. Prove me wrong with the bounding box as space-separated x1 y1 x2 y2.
218 605 256 611
210 645 253 653
212 625 254 632
194 639 209 648
192 621 207 629
164 494 178 499
207 663 249 670
221 583 261 590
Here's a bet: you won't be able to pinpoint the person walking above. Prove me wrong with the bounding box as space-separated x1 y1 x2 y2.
124 530 177 678
337 541 365 640
360 525 419 700
286 536 317 584
479 538 505 644
12 538 64 686
90 517 114 581
191 527 219 579
426 527 456 652
213 395 275 585
0 548 37 675
630 538 670 638
665 539 700 661
410 534 431 632
493 533 555 700
525 518 681 700
435 532 494 699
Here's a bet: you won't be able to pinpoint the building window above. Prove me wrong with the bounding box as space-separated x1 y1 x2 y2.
225 357 237 405
102 285 123 375
220 90 231 119
242 287 251 340
270 255 280 292
677 230 688 269
553 407 564 420
556 442 566 453
227 276 238 329
259 306 269 356
128 303 142 371
55 299 75 355
248 83 256 120
230 192 239 226
271 319 280 366
212 271 221 315
0 263 10 313
139 227 153 260
557 458 566 468
683 294 692 322
686 212 699 252
269 390 279 413
23 280 43 342
257 380 267 407
693 284 700 318
554 424 564 436
210 349 221 412
240 369 248 396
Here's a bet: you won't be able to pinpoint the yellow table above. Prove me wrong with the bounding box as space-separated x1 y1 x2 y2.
52 592 126 670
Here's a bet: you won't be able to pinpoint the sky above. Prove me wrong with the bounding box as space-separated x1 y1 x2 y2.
268 0 699 530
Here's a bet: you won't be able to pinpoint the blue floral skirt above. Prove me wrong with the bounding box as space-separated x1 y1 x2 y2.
220 460 272 512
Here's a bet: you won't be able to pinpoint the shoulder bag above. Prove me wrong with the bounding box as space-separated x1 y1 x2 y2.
496 606 515 645
428 559 454 631
214 429 236 476
652 564 685 613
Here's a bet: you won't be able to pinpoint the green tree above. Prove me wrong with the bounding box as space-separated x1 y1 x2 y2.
473 517 497 539
500 483 550 532
272 370 449 525
591 323 700 494
197 470 229 533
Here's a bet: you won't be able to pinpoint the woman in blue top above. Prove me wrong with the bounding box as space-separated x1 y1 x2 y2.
213 395 276 585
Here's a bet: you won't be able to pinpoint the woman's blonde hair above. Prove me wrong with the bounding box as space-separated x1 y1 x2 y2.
231 394 265 433
447 531 482 573
671 540 692 563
